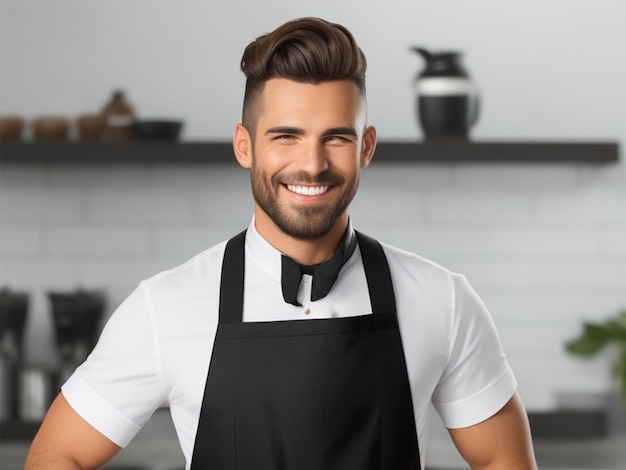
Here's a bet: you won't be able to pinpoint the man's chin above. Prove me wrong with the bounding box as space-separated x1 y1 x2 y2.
275 214 337 240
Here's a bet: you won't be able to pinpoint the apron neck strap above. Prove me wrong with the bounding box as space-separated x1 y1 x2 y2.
218 229 397 323
218 230 246 324
354 231 397 315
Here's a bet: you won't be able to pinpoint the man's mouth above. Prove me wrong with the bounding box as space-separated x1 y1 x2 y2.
286 184 330 196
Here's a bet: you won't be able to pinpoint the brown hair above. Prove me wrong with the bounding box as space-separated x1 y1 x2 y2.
240 17 367 135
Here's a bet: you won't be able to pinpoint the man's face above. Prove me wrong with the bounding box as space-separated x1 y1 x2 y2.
246 78 372 240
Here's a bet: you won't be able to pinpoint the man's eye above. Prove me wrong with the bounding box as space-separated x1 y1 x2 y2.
325 135 351 143
274 134 296 140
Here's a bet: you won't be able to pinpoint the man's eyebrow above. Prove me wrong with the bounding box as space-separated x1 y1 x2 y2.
264 126 304 135
323 127 358 137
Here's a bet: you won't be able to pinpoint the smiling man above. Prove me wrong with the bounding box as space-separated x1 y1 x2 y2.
238 78 374 259
26 17 537 470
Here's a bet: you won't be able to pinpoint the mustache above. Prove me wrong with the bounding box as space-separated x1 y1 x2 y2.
276 170 343 186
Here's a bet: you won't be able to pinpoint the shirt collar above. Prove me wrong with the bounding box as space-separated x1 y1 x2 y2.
245 216 356 284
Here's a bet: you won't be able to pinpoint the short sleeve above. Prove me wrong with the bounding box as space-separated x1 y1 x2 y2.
62 282 167 447
432 273 517 429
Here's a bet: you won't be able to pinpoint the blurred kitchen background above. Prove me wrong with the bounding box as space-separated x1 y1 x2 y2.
1 0 625 468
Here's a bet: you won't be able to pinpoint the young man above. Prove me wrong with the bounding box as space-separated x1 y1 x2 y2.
26 17 536 469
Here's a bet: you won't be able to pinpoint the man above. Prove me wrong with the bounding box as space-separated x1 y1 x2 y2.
26 17 536 469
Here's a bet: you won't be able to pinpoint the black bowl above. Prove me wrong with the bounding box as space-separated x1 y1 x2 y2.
133 120 183 140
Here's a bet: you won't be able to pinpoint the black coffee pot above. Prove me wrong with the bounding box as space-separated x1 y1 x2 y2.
411 47 480 140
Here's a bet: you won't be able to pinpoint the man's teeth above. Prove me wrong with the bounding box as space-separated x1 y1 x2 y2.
287 185 329 196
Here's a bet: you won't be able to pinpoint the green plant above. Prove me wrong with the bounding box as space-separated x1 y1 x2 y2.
565 309 626 400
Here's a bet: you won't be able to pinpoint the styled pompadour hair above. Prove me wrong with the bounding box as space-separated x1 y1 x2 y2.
239 17 367 135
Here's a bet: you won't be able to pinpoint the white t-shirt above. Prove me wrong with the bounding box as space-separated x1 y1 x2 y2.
63 220 516 469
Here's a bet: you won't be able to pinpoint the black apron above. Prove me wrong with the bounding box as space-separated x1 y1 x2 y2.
190 230 420 469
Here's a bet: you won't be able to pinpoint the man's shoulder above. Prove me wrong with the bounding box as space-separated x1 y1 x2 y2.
377 239 454 277
373 238 470 302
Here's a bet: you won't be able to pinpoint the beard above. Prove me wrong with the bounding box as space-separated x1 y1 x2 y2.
250 165 359 240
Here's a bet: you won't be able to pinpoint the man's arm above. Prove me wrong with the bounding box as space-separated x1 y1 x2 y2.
448 392 537 470
25 392 122 470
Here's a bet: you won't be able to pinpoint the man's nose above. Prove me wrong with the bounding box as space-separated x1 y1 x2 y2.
297 141 329 175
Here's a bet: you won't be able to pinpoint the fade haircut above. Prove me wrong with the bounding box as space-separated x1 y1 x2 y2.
240 17 367 137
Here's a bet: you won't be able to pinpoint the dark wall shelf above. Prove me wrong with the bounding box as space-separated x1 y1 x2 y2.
0 141 619 164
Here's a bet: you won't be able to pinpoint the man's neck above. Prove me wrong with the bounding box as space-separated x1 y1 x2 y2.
253 211 349 266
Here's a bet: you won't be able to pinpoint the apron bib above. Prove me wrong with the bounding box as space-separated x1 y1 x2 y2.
190 231 420 469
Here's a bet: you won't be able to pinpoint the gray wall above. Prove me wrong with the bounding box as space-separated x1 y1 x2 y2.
1 0 626 411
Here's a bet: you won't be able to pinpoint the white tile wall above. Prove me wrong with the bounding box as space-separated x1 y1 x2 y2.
1 259 78 288
154 226 236 260
1 162 626 410
46 227 152 258
87 187 196 223
601 229 626 255
0 187 85 223
534 190 626 225
45 165 151 189
0 227 42 257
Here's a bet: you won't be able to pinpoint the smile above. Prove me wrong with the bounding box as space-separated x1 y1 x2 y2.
286 184 330 196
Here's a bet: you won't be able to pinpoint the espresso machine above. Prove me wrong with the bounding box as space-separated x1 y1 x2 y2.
48 290 105 386
0 288 29 422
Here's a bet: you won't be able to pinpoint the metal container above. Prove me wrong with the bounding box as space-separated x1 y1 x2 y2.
19 366 57 421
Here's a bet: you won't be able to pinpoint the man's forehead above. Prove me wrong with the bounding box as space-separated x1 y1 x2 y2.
258 79 366 117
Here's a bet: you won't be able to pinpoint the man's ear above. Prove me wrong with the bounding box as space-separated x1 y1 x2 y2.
360 125 377 169
233 123 252 169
